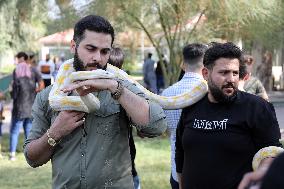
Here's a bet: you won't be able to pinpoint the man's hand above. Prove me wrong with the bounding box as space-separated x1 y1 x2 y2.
49 111 85 141
238 167 268 189
62 79 117 96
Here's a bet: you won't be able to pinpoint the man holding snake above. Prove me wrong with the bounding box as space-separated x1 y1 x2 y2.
24 15 167 189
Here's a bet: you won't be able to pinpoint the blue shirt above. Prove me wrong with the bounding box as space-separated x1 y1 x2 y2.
161 72 204 182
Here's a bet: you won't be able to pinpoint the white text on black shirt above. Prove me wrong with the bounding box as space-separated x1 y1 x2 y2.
192 119 228 130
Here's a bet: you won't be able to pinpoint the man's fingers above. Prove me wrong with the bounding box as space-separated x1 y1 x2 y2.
238 171 263 189
77 87 95 96
62 80 94 93
238 173 252 189
74 112 85 121
75 117 85 127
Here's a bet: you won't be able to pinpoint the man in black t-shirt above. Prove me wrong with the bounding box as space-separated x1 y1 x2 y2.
175 42 283 189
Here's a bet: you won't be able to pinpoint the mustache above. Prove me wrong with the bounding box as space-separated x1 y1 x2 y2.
86 62 104 69
222 83 236 89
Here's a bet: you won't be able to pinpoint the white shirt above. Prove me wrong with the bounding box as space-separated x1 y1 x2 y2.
38 59 55 80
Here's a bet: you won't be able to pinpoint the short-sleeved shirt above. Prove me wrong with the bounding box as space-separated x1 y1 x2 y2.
175 91 282 189
12 67 42 119
24 80 167 189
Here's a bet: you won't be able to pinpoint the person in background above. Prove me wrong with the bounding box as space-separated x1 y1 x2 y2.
175 42 282 189
161 43 208 189
109 48 124 69
0 92 6 158
38 54 55 87
9 52 44 161
243 55 269 100
155 54 167 94
238 60 249 91
27 53 37 67
143 52 158 94
53 54 65 79
109 47 141 189
24 15 166 188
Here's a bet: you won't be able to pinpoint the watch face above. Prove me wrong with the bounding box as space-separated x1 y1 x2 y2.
48 138 56 146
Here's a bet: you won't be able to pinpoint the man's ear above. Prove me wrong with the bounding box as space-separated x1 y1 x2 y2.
202 67 209 80
70 40 76 54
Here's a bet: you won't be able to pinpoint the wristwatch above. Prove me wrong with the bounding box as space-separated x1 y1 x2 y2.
111 81 124 100
46 129 57 147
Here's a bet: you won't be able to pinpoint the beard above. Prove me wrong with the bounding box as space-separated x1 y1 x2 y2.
73 49 107 71
208 77 238 104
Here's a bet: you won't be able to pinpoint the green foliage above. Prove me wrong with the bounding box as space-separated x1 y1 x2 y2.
45 0 81 35
203 0 284 49
85 0 205 86
47 0 282 86
0 0 48 53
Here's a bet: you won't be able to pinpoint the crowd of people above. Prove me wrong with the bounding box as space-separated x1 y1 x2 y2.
143 52 169 94
0 14 283 189
0 51 65 161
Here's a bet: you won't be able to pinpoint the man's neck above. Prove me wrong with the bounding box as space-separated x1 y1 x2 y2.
207 92 218 103
184 69 202 76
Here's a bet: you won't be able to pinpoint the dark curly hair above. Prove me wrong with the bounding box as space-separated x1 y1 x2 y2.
73 15 115 46
203 42 244 70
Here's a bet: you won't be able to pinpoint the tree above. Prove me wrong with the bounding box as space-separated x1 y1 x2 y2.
0 0 49 71
51 0 284 89
85 0 206 87
0 0 48 53
201 0 284 90
44 0 80 35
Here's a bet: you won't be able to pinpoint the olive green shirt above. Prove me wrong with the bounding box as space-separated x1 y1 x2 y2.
244 76 268 100
24 80 167 189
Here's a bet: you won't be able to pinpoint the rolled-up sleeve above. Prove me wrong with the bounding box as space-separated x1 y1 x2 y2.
122 80 167 137
135 100 167 137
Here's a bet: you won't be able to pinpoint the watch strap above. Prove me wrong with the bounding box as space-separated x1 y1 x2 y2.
47 129 57 147
111 81 124 100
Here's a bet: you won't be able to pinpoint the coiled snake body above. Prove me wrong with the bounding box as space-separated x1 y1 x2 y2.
49 58 208 113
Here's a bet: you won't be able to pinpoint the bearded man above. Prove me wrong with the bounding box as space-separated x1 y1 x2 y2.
24 15 166 189
175 42 283 189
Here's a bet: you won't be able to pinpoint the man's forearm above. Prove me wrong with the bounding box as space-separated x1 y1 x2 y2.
258 157 274 172
26 133 54 167
118 87 150 125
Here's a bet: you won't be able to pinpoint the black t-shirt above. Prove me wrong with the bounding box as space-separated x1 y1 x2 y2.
175 91 282 189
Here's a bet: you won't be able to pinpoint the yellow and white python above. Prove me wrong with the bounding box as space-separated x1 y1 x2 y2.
49 58 208 113
49 58 284 168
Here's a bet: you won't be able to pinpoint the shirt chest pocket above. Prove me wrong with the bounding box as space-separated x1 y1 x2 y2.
91 102 121 138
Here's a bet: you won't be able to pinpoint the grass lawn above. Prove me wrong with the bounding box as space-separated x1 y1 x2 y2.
0 133 171 189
